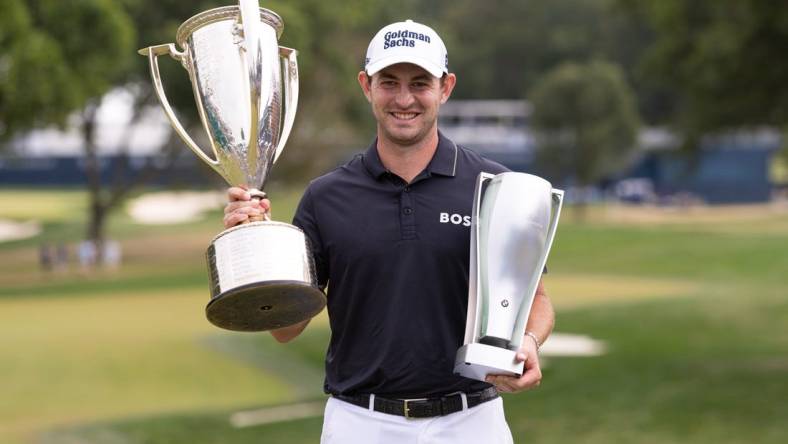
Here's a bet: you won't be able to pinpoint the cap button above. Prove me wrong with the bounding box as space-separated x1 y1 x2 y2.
405 19 413 23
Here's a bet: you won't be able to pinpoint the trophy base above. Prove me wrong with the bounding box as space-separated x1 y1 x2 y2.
454 343 524 382
205 221 325 332
206 280 325 332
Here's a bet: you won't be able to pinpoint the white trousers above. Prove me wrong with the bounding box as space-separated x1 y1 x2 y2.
320 395 513 444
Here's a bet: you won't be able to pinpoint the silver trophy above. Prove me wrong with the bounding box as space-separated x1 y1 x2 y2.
138 0 325 332
455 172 563 381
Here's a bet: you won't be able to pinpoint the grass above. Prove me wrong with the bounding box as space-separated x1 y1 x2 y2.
39 413 327 444
553 222 788 283
0 186 311 444
0 184 308 251
0 289 299 443
1 188 787 443
506 283 788 443
0 188 89 223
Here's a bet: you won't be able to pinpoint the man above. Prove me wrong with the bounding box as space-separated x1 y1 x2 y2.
224 19 554 444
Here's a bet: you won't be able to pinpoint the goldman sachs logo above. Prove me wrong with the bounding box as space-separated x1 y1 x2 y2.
384 29 431 49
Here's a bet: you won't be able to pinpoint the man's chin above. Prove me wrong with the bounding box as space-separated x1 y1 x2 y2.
387 132 423 146
382 124 435 146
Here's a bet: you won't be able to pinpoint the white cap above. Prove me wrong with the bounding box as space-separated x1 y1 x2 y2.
364 19 448 78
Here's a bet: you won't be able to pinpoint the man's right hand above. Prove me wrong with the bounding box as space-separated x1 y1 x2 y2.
223 187 272 229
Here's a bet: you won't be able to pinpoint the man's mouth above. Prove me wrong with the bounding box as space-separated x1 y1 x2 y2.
390 112 419 121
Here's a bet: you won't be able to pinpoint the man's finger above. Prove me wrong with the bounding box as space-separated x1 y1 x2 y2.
486 375 516 393
224 212 249 228
486 375 507 392
487 365 542 393
259 198 271 213
236 205 262 215
227 187 251 202
240 207 263 217
514 370 541 391
225 200 262 214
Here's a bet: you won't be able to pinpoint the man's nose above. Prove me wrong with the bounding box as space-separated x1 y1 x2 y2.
394 85 415 108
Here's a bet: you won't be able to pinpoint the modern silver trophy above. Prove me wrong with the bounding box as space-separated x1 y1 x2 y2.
138 0 325 332
454 172 563 381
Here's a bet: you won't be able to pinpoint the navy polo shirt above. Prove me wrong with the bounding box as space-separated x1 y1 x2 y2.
292 131 508 398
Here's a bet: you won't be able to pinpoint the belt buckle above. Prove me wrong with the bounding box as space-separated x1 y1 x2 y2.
402 398 427 419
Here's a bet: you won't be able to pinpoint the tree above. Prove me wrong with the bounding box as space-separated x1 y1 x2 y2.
620 0 788 138
0 0 134 138
1 0 137 260
438 0 652 101
530 60 639 211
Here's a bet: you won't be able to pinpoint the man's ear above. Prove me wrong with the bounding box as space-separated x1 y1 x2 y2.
440 73 457 104
358 71 372 102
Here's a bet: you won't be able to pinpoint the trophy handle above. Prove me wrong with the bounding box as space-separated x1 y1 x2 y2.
463 172 496 346
138 44 222 173
545 190 564 260
274 46 299 164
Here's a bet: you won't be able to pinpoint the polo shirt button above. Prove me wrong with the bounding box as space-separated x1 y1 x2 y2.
404 186 411 192
403 207 413 215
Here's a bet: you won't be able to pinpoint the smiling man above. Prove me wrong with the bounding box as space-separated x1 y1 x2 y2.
224 19 554 444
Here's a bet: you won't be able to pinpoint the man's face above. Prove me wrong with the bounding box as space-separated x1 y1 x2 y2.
358 63 456 147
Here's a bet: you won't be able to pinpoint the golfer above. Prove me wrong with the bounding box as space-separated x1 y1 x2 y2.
224 19 554 444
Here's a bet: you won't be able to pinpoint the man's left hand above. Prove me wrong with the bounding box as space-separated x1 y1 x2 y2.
485 338 541 393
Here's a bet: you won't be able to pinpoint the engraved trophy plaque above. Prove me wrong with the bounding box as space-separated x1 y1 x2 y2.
455 172 563 381
138 0 325 331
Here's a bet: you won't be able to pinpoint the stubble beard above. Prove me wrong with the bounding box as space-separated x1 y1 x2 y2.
377 110 438 149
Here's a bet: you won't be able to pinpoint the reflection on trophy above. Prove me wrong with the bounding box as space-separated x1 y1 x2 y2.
138 0 325 332
455 172 563 381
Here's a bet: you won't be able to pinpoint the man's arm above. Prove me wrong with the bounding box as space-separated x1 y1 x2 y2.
486 278 554 393
270 319 311 343
523 278 555 351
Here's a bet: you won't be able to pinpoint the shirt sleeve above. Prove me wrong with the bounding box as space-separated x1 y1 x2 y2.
292 186 329 289
482 157 511 174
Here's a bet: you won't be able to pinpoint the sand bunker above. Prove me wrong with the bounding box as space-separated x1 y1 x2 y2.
542 333 607 357
0 219 41 242
127 191 226 225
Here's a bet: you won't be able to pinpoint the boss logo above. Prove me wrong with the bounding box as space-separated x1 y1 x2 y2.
439 212 471 227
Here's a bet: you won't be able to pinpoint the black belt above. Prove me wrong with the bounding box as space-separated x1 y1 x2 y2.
333 387 499 419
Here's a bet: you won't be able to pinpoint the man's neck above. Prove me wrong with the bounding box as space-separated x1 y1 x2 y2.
376 129 439 183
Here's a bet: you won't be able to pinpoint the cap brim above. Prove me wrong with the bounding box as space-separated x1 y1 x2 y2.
366 54 445 78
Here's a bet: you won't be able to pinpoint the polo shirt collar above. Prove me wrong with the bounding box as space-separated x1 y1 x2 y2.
362 130 458 179
362 138 388 179
428 131 459 177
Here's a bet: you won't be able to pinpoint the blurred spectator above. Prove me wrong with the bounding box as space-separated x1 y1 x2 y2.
78 240 97 270
103 240 122 270
54 243 68 272
39 243 53 272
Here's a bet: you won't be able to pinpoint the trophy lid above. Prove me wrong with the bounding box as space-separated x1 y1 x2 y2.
176 5 284 47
